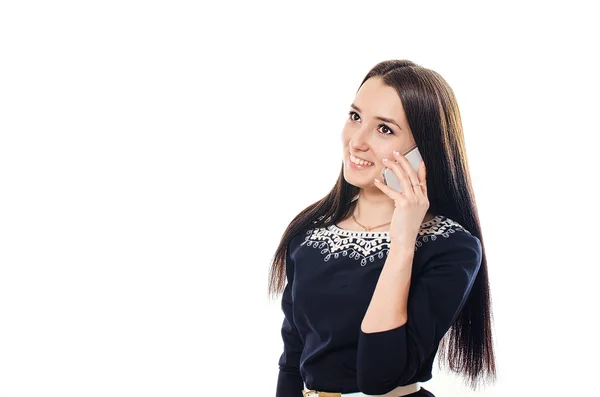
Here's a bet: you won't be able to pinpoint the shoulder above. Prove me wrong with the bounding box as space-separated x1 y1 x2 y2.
417 214 480 248
286 226 313 264
415 215 482 272
290 214 330 249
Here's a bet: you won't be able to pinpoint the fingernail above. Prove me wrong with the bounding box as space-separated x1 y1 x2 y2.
374 178 381 183
382 158 388 162
393 151 400 156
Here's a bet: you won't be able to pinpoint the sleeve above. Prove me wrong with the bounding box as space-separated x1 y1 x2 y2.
276 240 305 397
356 232 483 395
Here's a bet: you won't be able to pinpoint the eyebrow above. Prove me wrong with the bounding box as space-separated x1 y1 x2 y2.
350 103 402 130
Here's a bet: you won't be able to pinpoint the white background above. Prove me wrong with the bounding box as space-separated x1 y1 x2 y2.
1 1 598 396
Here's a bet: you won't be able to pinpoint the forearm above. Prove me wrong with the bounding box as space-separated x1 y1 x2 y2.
361 243 415 333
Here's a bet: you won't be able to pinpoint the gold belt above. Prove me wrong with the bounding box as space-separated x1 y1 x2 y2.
302 382 420 397
303 391 340 397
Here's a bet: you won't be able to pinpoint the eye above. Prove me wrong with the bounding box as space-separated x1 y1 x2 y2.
378 124 394 136
348 110 360 122
347 110 394 136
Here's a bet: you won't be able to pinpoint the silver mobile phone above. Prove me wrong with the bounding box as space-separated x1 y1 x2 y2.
381 145 423 193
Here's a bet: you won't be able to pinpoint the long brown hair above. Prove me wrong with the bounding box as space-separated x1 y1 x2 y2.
268 60 496 389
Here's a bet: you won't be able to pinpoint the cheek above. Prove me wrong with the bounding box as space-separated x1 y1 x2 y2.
341 124 353 142
340 128 348 143
370 147 387 162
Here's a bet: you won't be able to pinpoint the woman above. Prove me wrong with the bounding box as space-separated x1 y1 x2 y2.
269 60 496 397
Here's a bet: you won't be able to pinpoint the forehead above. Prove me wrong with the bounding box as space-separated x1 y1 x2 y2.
354 77 407 120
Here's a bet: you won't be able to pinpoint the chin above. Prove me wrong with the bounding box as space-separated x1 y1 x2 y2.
343 167 379 188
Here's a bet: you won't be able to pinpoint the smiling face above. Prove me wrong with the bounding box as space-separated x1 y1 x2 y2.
341 76 417 191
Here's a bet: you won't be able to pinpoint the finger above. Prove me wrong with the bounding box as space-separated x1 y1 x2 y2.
416 160 428 197
382 158 415 198
373 177 403 201
393 150 421 187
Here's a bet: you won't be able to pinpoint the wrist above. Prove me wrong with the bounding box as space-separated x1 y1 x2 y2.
387 244 415 266
390 239 416 255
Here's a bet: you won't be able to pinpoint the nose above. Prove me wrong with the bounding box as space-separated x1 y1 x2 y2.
349 125 370 152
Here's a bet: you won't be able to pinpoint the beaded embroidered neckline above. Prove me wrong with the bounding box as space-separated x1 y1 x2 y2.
327 215 444 238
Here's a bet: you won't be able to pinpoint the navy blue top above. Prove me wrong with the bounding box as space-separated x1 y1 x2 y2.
276 214 482 396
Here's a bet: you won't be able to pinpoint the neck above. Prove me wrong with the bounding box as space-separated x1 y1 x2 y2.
353 188 395 230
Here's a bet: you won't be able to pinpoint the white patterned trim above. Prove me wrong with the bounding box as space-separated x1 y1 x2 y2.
301 215 471 265
326 223 391 239
414 215 470 248
301 227 391 266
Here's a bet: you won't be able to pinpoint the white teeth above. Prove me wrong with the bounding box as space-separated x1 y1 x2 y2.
350 154 373 166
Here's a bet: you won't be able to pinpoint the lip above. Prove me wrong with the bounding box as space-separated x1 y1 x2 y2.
348 153 375 170
349 151 373 164
348 158 374 170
